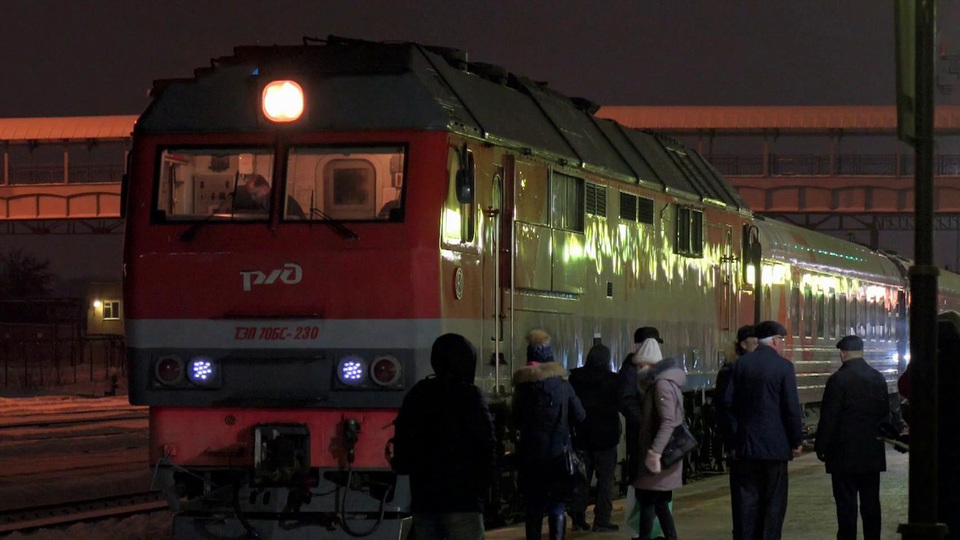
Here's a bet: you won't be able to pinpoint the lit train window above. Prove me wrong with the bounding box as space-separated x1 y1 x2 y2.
839 293 848 335
816 292 825 338
285 146 405 221
442 146 475 243
551 172 584 232
790 287 801 338
155 148 274 221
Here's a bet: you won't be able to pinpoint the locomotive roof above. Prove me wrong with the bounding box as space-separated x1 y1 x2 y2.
138 36 745 210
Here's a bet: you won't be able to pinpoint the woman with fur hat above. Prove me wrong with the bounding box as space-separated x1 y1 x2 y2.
512 329 585 540
630 338 685 540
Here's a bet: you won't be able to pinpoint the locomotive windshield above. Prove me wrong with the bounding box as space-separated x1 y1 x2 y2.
156 148 275 221
284 146 405 221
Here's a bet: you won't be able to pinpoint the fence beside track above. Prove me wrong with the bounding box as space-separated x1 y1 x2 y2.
0 332 125 390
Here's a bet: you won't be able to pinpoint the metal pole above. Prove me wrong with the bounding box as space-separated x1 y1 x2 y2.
900 0 946 538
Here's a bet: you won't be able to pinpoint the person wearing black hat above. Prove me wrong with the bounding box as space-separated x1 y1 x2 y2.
391 333 496 540
714 324 758 540
720 320 804 540
512 329 585 540
814 335 890 540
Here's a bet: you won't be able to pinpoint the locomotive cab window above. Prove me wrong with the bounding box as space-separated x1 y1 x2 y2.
156 148 274 221
285 146 405 221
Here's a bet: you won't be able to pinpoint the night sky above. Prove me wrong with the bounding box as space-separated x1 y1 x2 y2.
3 1 959 118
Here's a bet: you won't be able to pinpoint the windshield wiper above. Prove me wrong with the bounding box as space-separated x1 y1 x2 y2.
180 192 238 243
309 208 359 240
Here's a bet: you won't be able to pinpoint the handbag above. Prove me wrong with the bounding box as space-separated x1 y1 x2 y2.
558 393 587 487
648 380 698 469
660 422 698 467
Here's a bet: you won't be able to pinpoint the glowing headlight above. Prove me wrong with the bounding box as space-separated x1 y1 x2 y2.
187 356 217 385
262 80 304 122
337 356 367 386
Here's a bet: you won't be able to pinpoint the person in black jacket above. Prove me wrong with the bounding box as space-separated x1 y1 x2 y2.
513 329 585 540
721 320 804 540
391 333 495 540
714 324 757 540
568 344 621 533
619 327 663 485
815 335 890 540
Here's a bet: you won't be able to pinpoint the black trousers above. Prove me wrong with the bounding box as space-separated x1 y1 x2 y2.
570 447 617 526
729 459 744 539
636 489 677 540
831 472 881 540
736 459 788 540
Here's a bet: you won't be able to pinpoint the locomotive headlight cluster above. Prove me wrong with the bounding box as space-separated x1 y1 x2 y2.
187 356 218 386
262 80 304 122
154 355 220 388
336 354 404 388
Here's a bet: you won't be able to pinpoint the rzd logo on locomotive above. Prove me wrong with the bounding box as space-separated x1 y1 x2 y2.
240 263 302 292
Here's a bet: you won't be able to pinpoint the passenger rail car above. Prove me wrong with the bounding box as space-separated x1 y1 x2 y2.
124 37 960 539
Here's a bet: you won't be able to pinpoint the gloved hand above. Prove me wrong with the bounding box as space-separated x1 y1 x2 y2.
645 450 662 474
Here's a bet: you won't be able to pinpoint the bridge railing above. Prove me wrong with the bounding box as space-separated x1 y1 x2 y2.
710 153 960 177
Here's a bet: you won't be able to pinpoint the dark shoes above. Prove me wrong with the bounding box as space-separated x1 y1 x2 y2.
570 517 590 532
592 523 620 532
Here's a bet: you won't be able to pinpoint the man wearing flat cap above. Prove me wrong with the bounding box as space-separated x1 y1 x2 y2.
815 335 890 540
721 320 803 540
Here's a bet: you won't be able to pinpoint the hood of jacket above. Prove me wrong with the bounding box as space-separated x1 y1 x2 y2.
637 356 686 391
513 361 567 385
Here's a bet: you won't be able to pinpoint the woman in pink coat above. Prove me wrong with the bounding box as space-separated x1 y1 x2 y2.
631 339 686 540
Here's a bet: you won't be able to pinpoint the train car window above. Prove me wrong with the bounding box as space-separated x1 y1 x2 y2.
551 172 584 232
828 291 837 340
790 287 801 337
285 146 405 222
839 293 848 335
585 182 607 218
515 161 549 225
817 292 825 339
155 148 274 221
851 297 861 336
441 147 475 243
675 207 704 257
804 288 813 338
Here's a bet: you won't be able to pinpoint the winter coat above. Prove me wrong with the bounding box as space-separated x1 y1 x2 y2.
721 344 804 461
512 362 585 465
814 358 890 475
392 375 496 513
633 357 686 491
569 352 621 452
714 344 740 447
618 361 644 454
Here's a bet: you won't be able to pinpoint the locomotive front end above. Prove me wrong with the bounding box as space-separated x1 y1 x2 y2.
124 42 456 539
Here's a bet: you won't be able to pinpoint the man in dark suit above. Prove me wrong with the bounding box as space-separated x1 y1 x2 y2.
814 335 889 540
721 320 804 540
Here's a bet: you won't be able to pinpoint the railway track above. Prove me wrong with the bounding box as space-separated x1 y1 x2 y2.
0 491 168 534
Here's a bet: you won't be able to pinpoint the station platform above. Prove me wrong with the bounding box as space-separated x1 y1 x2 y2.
488 448 908 539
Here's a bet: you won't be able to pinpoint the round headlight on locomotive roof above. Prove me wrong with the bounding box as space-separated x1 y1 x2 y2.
371 355 402 387
187 356 217 386
155 356 184 386
262 80 304 122
337 356 367 386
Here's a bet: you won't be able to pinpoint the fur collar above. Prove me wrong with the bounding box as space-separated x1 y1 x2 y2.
513 361 567 385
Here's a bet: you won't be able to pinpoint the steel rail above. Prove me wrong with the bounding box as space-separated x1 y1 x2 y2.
0 491 168 534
